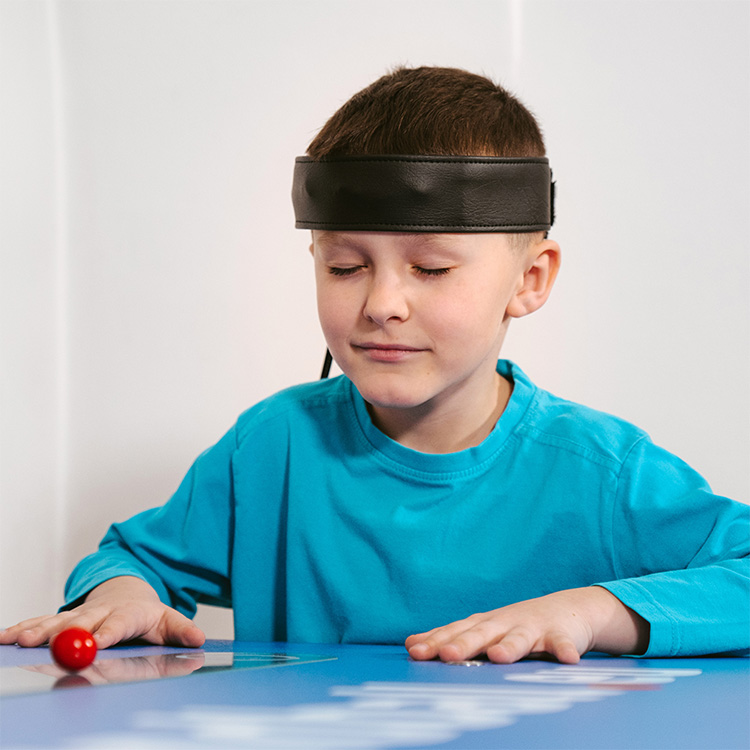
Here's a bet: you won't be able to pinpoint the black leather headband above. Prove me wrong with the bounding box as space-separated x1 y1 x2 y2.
292 155 554 232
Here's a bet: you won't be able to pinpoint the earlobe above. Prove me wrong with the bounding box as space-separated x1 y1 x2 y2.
507 240 561 318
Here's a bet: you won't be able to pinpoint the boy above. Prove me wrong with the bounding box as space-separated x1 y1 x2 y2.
2 67 747 664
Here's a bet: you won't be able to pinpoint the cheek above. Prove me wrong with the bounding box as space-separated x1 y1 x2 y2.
424 292 510 365
424 282 507 339
315 279 355 340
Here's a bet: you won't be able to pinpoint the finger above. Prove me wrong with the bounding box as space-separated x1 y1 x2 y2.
485 626 537 664
407 627 468 661
404 622 452 651
404 631 432 650
12 613 86 648
407 641 437 660
0 615 54 638
93 612 152 649
543 632 582 664
0 615 50 646
15 626 57 648
406 615 485 660
437 619 509 663
27 607 121 650
409 627 478 661
0 614 68 646
157 610 206 648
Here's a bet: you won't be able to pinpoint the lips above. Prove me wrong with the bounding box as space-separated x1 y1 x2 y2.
353 342 426 362
355 342 423 351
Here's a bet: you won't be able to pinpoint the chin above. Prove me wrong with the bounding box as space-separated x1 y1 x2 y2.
366 395 425 411
339 360 437 408
355 380 434 411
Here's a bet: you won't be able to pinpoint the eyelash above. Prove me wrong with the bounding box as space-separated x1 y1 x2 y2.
327 266 361 277
327 266 452 277
416 267 451 277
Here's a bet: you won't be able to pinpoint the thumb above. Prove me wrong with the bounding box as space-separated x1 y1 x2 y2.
159 609 206 648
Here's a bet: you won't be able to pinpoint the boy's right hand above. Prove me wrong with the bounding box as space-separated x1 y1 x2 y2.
0 576 205 650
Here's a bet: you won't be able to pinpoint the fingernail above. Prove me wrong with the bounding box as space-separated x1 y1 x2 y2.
408 643 430 658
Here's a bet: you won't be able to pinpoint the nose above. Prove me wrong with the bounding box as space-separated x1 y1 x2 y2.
362 271 409 326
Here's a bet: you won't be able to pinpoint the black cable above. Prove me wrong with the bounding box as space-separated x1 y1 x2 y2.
320 349 333 379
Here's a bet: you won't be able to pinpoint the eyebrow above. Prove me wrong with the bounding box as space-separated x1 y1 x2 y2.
400 233 454 247
314 231 455 250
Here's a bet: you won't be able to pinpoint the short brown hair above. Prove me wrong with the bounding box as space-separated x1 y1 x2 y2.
307 66 546 160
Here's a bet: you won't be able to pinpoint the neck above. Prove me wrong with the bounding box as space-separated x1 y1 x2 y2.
367 372 512 454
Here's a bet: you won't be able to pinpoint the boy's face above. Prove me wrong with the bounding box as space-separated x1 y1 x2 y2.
311 231 555 427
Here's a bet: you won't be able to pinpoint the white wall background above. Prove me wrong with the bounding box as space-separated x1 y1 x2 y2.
2 0 748 638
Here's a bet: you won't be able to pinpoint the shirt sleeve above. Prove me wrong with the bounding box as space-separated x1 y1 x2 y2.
594 436 750 657
62 423 238 619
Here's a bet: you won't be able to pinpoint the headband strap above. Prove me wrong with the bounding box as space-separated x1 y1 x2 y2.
292 155 554 233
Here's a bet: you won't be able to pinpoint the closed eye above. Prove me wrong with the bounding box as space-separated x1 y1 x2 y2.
327 265 452 277
415 266 452 277
328 266 364 276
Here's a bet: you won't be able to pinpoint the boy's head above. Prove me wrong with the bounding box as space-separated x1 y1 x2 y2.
293 66 553 249
294 67 560 444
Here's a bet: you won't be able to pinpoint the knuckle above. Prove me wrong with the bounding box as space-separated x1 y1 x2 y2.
506 624 536 643
465 611 490 626
419 636 441 651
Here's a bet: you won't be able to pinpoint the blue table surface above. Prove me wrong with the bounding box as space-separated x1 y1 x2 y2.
1 640 748 749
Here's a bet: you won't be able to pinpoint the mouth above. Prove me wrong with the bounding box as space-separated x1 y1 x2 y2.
352 342 426 362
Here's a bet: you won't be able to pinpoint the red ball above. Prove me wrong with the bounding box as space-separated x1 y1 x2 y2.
50 628 97 671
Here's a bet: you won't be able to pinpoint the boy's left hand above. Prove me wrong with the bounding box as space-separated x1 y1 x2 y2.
405 586 649 664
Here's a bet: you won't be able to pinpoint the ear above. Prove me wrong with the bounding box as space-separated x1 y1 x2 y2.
506 239 561 319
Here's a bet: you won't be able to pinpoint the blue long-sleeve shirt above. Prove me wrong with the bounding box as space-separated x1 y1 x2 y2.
64 360 749 656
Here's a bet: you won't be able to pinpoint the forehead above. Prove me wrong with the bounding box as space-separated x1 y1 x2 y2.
312 231 511 254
